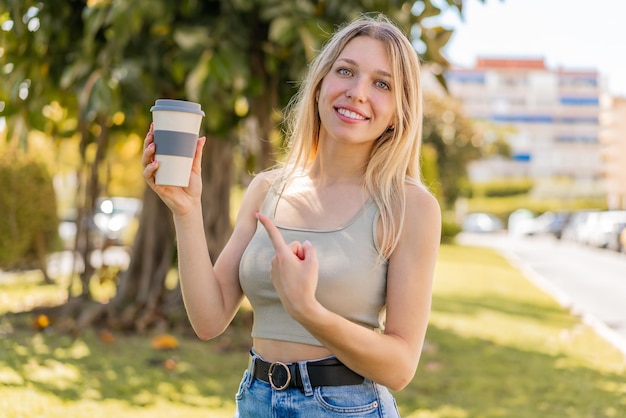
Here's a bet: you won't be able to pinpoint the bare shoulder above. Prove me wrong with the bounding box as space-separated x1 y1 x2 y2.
248 168 282 188
236 169 282 218
404 182 441 223
399 182 442 248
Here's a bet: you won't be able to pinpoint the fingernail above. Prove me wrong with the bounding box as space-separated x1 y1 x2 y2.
254 211 259 219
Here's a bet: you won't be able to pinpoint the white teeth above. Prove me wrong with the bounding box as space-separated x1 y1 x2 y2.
337 108 366 120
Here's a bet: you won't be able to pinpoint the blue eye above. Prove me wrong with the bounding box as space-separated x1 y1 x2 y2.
376 80 390 90
337 68 352 76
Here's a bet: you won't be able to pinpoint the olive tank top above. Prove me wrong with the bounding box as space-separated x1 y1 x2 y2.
239 181 388 346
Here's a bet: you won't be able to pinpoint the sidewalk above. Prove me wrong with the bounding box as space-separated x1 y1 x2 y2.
458 232 626 358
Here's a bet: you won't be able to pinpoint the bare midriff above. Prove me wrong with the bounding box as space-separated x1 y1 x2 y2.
253 338 334 363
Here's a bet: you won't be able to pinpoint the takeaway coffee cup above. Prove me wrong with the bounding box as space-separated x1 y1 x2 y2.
150 99 205 187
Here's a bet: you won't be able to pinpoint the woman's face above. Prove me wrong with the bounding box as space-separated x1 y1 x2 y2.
317 36 396 147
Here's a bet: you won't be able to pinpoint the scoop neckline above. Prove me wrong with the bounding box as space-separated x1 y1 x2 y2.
271 198 374 233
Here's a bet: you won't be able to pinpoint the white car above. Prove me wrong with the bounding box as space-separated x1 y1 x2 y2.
462 213 504 233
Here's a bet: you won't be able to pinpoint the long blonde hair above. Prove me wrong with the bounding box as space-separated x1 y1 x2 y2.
280 14 424 259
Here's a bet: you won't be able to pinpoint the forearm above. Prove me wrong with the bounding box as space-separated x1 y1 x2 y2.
297 304 427 391
173 206 240 339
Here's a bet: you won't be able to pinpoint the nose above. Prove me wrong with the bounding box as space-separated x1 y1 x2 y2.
345 77 367 102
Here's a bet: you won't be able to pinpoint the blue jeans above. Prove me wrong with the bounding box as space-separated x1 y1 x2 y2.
234 351 401 417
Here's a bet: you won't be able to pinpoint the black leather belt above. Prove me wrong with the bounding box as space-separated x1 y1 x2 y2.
251 356 364 390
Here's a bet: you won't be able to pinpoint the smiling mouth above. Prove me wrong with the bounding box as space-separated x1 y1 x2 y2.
336 107 368 121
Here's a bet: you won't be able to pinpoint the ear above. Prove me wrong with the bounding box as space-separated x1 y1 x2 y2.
389 114 398 131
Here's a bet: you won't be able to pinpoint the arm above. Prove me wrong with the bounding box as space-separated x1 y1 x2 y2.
142 126 273 339
257 184 441 390
175 172 275 339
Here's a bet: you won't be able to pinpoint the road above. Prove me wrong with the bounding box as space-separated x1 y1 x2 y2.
457 232 626 357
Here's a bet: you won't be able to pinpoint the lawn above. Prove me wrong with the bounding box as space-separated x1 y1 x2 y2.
1 244 625 417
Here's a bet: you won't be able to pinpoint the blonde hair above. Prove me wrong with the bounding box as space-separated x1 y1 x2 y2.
280 14 424 259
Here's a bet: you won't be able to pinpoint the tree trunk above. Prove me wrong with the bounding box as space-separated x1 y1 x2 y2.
199 134 234 258
34 232 54 285
249 17 278 173
65 135 234 333
105 187 176 332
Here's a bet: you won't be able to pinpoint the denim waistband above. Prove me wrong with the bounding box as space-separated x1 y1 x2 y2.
247 349 348 395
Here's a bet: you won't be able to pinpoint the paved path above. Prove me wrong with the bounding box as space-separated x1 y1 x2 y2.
457 232 626 357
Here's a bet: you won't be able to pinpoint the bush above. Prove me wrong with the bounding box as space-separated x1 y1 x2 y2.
0 149 59 270
441 219 462 244
466 195 607 226
472 179 534 198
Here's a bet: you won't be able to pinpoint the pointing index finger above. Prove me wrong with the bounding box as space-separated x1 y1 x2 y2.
255 212 288 253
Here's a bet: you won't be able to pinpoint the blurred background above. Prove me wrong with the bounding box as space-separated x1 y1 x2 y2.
2 1 626 416
1 0 625 337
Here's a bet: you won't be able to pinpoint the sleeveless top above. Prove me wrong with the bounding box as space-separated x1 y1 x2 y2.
239 180 389 346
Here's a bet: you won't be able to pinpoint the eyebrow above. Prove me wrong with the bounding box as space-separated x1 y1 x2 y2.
337 58 392 79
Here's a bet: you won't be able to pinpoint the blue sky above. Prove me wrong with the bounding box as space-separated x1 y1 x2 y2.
432 0 626 97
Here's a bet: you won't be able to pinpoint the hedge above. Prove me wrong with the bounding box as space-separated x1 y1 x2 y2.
0 149 59 270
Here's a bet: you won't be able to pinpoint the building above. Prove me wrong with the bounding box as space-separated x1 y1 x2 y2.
601 97 626 209
443 57 607 199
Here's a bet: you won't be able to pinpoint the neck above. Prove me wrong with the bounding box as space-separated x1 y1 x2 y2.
309 139 372 183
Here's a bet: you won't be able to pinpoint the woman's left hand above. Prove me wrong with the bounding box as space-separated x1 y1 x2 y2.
255 212 320 321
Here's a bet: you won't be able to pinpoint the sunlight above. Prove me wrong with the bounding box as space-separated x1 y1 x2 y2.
0 366 24 385
53 339 91 360
24 359 81 390
404 405 469 418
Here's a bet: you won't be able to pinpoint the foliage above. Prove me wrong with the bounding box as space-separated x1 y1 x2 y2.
471 119 516 159
0 0 475 144
1 244 625 417
422 91 481 208
0 148 59 271
1 0 490 330
420 143 442 201
1 0 485 184
440 219 462 244
471 178 534 198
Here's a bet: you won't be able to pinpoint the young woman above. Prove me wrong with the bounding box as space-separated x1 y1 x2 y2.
142 14 441 417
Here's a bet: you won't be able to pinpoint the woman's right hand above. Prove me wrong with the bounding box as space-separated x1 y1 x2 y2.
142 123 206 217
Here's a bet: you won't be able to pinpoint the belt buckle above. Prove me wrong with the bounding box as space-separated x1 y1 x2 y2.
267 361 291 390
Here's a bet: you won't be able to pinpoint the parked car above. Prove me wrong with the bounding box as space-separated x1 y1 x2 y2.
57 197 142 251
507 209 535 236
609 222 626 252
92 197 142 247
508 210 571 238
586 210 626 249
462 212 504 233
560 209 601 244
542 211 571 239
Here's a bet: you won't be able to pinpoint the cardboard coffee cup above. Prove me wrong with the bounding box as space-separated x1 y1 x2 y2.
150 99 205 187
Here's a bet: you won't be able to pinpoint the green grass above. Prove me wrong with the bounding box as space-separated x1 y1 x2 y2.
0 315 250 418
398 245 626 417
1 244 625 417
